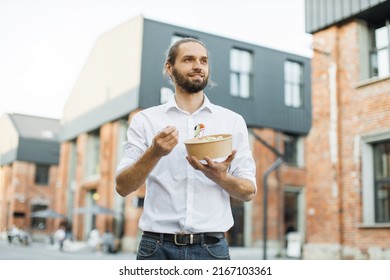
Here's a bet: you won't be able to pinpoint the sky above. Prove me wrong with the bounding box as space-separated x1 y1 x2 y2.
0 0 312 120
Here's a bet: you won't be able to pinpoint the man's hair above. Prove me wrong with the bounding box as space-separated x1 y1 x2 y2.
165 37 207 66
163 37 216 88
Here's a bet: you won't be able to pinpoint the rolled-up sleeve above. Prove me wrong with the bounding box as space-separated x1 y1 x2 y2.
116 113 148 176
229 116 257 192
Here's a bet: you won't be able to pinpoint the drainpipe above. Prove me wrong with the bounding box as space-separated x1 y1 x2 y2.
262 157 284 259
250 131 284 260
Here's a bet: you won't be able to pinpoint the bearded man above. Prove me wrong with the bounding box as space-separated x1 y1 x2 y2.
116 38 256 260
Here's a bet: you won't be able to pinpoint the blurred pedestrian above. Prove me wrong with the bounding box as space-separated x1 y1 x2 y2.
87 228 101 252
101 229 115 253
7 224 19 244
54 225 66 251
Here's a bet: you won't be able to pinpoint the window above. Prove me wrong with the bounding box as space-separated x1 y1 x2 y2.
362 133 390 225
68 140 77 185
230 48 253 98
284 134 297 165
35 165 49 185
31 205 47 229
284 60 304 108
373 141 390 223
116 119 128 166
283 134 304 167
284 186 305 253
13 212 26 218
370 20 390 78
85 130 100 179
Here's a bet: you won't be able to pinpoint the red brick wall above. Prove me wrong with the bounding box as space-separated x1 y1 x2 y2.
57 113 144 246
306 25 342 249
305 20 390 259
0 161 58 234
0 165 12 232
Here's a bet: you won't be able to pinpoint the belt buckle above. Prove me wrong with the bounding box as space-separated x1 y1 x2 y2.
174 233 193 245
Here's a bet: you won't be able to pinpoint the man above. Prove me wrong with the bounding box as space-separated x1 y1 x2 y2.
116 38 256 260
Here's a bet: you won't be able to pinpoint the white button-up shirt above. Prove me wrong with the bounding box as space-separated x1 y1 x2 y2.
116 94 256 233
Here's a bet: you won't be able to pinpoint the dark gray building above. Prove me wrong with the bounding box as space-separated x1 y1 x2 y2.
0 113 60 166
306 0 389 33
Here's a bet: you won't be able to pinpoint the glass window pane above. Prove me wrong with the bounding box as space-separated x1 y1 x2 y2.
292 85 298 108
230 49 240 71
31 205 47 229
292 62 296 82
284 134 298 165
292 62 301 82
230 48 252 98
230 73 239 96
371 51 379 77
376 182 390 222
374 142 390 179
240 74 250 98
285 61 302 83
374 141 390 223
293 62 302 82
35 165 49 185
290 62 297 82
93 137 100 174
85 132 100 177
240 51 252 72
377 49 389 77
375 26 389 49
285 61 303 108
288 62 294 82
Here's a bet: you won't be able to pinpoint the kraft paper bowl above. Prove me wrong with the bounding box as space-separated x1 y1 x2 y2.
184 134 232 160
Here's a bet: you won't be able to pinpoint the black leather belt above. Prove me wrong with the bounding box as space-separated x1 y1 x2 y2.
143 231 224 245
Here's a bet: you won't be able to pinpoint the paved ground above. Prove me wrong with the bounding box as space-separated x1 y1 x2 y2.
0 238 134 260
0 238 274 260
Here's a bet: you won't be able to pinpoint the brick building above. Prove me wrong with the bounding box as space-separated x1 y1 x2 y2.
304 0 390 259
58 15 311 256
0 113 60 237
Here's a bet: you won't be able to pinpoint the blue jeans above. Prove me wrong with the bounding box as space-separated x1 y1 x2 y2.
136 235 231 260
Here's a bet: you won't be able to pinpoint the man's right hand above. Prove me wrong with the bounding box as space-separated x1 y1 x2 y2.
150 126 179 157
116 126 178 197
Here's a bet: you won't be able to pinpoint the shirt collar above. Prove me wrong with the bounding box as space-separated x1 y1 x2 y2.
164 93 214 114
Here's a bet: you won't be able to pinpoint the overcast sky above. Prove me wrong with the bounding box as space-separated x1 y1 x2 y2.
0 0 312 119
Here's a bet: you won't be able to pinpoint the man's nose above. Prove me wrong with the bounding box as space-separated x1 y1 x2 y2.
192 60 203 69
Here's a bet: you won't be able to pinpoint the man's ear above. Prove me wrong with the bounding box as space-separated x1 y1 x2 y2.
165 62 173 78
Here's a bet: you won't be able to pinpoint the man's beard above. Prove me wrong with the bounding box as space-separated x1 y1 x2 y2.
172 68 208 93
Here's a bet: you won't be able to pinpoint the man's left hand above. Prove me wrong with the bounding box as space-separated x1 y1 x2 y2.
186 149 237 183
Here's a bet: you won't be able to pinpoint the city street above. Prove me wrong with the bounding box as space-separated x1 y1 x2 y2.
0 238 267 260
